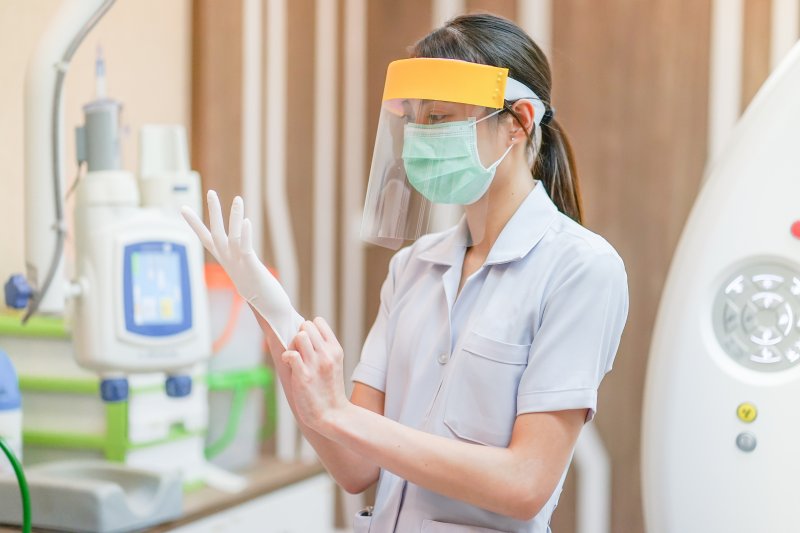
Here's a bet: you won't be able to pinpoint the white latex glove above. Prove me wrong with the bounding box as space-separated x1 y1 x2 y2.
181 190 304 349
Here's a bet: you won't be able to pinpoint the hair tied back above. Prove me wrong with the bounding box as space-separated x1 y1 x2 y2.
541 107 555 126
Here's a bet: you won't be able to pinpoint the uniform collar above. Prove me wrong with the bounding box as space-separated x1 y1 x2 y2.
418 181 558 266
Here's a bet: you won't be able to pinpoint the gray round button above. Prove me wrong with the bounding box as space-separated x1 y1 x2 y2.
437 353 449 365
736 432 757 452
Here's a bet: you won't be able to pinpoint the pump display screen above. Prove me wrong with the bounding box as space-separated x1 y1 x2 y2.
123 242 192 337
131 249 183 325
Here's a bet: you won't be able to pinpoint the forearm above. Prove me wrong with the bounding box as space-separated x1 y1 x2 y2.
266 347 380 492
253 309 380 492
318 404 546 519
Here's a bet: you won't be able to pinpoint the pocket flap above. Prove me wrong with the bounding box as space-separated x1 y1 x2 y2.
462 331 530 365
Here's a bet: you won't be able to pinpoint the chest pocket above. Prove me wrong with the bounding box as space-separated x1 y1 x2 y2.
443 331 530 447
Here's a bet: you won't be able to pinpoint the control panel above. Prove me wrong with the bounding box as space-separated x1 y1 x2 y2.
713 261 800 372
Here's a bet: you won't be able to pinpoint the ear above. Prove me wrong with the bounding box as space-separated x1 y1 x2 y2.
508 99 536 145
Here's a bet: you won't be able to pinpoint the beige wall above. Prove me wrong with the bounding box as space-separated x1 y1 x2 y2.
0 0 191 280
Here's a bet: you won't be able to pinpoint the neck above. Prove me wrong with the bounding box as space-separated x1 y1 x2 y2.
465 164 535 258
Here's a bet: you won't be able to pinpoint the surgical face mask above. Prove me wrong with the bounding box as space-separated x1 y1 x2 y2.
402 109 513 205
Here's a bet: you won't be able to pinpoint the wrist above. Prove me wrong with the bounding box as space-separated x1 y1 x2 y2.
317 401 358 440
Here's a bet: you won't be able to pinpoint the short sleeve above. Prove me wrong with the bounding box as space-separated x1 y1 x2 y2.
517 251 629 422
350 248 408 392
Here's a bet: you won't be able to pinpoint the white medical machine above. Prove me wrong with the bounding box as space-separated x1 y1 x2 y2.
3 0 210 402
642 41 800 533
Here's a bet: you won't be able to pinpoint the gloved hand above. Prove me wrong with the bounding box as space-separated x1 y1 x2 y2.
181 191 304 349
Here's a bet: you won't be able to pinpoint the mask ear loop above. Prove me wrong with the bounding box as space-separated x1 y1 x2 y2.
487 144 514 171
470 111 515 172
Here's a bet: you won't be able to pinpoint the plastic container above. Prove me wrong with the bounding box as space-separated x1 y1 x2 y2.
0 349 22 474
204 264 274 470
205 263 266 372
138 124 202 214
205 367 275 471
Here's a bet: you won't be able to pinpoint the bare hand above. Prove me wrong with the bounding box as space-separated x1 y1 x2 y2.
281 318 350 431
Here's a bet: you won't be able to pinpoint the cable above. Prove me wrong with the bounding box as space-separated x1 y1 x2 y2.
0 437 31 533
65 161 85 200
23 0 117 324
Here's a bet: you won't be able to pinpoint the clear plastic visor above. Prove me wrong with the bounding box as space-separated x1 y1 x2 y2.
360 99 503 250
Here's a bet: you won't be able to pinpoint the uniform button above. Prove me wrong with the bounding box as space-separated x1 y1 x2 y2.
437 353 449 365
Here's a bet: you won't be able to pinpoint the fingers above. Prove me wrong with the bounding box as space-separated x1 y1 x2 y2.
207 190 228 254
281 350 309 379
241 218 254 254
180 206 217 256
228 196 244 243
301 320 325 351
313 317 335 343
295 331 317 365
312 317 344 364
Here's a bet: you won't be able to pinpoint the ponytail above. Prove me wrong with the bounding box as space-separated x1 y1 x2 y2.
535 117 583 224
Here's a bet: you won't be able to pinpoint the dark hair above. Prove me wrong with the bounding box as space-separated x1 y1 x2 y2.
411 13 583 224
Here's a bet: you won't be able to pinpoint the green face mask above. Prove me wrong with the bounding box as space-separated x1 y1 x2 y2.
402 110 512 205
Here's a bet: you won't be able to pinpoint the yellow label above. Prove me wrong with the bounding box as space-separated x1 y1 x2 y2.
737 402 757 423
159 298 174 319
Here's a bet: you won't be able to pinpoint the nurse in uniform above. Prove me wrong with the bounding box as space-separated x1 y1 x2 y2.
280 14 629 532
189 13 629 533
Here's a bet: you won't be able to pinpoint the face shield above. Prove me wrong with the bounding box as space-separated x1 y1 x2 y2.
360 58 545 250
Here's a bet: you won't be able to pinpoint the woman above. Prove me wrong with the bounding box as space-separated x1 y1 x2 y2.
185 13 628 533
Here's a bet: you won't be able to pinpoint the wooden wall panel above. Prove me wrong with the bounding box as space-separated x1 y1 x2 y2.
467 0 516 20
551 1 713 532
285 0 317 318
742 0 773 110
335 0 348 336
363 0 433 330
190 0 243 220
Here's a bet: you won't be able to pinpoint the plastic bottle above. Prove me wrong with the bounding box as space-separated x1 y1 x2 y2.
0 350 22 473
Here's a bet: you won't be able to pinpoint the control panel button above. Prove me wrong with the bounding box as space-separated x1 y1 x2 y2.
736 432 757 452
736 402 757 423
713 262 800 372
791 221 800 239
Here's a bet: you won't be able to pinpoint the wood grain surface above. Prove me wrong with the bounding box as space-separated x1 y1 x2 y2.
550 1 713 531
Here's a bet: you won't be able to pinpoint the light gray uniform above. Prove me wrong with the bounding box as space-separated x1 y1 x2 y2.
351 183 629 532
